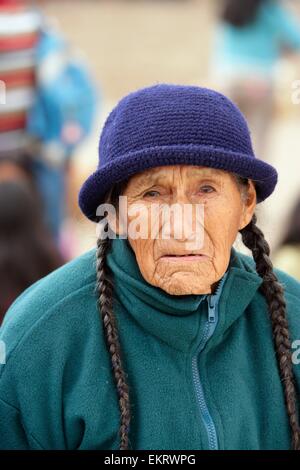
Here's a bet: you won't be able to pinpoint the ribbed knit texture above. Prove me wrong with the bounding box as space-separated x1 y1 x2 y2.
79 83 278 221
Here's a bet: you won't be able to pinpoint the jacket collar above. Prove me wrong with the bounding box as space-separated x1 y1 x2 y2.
106 236 263 351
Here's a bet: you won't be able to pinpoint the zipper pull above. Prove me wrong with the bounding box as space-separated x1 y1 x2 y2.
207 295 217 323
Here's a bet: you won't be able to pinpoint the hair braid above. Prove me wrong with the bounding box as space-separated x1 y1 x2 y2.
96 222 131 450
240 213 300 450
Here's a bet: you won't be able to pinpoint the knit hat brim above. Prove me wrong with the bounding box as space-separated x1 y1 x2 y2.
78 144 278 221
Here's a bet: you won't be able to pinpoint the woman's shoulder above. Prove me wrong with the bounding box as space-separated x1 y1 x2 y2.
235 248 300 327
235 247 300 299
273 263 300 302
0 248 98 365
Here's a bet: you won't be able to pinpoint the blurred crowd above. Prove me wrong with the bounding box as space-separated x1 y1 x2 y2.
0 0 97 320
1 0 300 323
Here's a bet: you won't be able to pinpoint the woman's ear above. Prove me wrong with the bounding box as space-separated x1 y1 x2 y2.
238 180 257 230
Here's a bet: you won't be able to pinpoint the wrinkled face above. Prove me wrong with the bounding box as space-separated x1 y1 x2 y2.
112 165 256 295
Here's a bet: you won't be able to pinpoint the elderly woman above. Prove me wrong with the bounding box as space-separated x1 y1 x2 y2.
0 84 299 451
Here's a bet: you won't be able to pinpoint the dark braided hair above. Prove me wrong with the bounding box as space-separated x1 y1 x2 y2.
95 174 300 450
238 176 300 450
95 180 132 450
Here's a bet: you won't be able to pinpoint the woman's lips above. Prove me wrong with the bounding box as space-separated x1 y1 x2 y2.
160 254 208 262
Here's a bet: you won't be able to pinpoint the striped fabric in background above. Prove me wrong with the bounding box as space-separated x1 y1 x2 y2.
0 0 41 155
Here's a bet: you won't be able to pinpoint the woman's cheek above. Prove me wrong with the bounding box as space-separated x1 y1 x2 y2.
128 236 156 279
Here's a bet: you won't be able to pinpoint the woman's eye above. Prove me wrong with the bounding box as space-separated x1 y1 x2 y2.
198 185 216 194
143 190 161 198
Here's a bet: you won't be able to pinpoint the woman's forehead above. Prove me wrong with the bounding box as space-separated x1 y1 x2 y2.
131 165 226 183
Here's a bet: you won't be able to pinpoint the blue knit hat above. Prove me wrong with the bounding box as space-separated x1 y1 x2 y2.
79 83 278 221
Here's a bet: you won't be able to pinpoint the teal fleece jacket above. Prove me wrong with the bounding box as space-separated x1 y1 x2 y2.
0 237 300 450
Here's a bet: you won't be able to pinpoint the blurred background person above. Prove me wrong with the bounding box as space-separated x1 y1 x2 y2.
0 0 98 257
0 157 63 324
272 195 300 281
210 0 300 157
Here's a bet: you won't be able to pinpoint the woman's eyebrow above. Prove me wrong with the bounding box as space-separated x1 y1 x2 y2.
136 173 166 187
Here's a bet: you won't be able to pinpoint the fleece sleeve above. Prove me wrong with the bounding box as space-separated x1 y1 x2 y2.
0 396 44 450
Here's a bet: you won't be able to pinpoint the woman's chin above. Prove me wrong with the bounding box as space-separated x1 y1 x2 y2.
156 274 212 296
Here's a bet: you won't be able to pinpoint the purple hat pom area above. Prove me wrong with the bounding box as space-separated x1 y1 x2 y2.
79 83 278 221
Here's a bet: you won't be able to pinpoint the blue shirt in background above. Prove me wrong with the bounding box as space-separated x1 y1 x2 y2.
211 0 300 78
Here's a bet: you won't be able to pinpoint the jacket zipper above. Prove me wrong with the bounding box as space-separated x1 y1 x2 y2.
191 272 228 450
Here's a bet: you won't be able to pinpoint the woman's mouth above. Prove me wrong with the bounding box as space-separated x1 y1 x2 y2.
160 254 208 262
